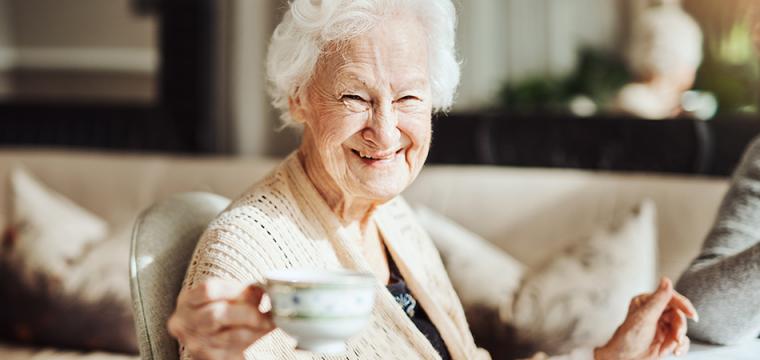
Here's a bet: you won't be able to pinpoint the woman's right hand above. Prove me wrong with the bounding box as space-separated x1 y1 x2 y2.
168 278 276 360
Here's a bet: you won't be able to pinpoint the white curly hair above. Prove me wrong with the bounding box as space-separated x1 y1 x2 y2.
266 0 460 127
627 3 703 79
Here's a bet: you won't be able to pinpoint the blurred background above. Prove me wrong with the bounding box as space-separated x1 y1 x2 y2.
2 1 760 359
0 0 758 175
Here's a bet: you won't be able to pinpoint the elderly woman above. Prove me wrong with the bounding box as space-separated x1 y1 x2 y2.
167 1 696 359
616 0 705 119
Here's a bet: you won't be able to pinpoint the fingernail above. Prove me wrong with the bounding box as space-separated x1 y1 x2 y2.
693 312 700 323
659 278 668 290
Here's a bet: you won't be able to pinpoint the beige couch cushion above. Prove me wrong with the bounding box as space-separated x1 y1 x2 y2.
0 149 728 281
403 165 728 280
0 149 280 231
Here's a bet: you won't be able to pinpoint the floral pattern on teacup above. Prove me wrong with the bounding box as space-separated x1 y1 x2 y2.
269 286 375 319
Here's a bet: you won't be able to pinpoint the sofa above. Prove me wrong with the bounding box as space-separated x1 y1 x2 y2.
0 148 735 358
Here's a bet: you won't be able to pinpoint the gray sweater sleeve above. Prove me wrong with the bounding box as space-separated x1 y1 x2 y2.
675 136 760 345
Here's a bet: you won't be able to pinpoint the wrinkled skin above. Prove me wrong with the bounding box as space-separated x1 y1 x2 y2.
594 278 698 360
168 13 432 359
168 279 273 360
292 15 432 226
168 11 699 360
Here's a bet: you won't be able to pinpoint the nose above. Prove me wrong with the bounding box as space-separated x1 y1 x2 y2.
361 101 400 149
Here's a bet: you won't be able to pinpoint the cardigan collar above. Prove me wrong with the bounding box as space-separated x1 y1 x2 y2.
282 153 467 360
375 204 468 360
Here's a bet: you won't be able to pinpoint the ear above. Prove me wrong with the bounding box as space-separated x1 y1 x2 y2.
288 89 308 125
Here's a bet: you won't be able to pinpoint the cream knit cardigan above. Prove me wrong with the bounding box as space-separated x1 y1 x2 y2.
180 153 490 360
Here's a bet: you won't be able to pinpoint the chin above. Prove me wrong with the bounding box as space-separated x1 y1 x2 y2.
344 154 415 200
354 177 409 202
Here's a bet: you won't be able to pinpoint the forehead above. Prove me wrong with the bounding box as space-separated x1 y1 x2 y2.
317 15 429 86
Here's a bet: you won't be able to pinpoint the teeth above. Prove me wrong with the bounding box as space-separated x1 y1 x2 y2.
355 149 397 160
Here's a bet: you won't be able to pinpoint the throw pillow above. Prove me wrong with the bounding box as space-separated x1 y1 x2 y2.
0 168 137 354
414 206 535 358
414 205 526 314
4 168 108 285
510 200 658 355
415 200 657 358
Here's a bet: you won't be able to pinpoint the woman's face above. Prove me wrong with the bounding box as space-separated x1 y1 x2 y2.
293 15 432 205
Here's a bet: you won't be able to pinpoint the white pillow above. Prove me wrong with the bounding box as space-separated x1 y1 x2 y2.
511 200 658 354
415 200 657 357
414 206 526 318
1 167 137 353
5 168 108 285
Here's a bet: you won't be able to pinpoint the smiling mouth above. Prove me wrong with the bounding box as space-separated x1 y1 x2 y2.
351 148 404 161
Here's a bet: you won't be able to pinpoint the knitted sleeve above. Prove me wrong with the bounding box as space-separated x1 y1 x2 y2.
675 135 760 345
183 207 276 288
179 203 301 360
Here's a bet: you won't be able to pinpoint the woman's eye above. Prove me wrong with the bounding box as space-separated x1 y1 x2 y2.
342 94 365 102
398 95 419 102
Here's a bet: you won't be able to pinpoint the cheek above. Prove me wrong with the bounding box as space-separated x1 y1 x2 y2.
405 122 430 179
399 110 432 149
311 108 367 148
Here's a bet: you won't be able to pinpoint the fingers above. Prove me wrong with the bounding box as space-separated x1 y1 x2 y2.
628 294 648 314
670 290 699 322
656 312 681 358
206 327 265 349
240 284 267 307
639 277 674 322
236 284 273 328
181 278 251 307
654 307 689 358
673 309 687 344
675 336 691 357
649 325 666 358
167 313 186 340
169 279 275 360
192 301 273 332
611 278 695 359
183 335 248 360
659 333 690 358
169 314 272 359
661 307 687 348
658 338 678 358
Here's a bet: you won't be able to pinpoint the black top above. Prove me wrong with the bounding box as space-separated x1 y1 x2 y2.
385 252 451 360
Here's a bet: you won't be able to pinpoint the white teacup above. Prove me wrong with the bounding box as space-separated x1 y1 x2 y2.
264 269 376 354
